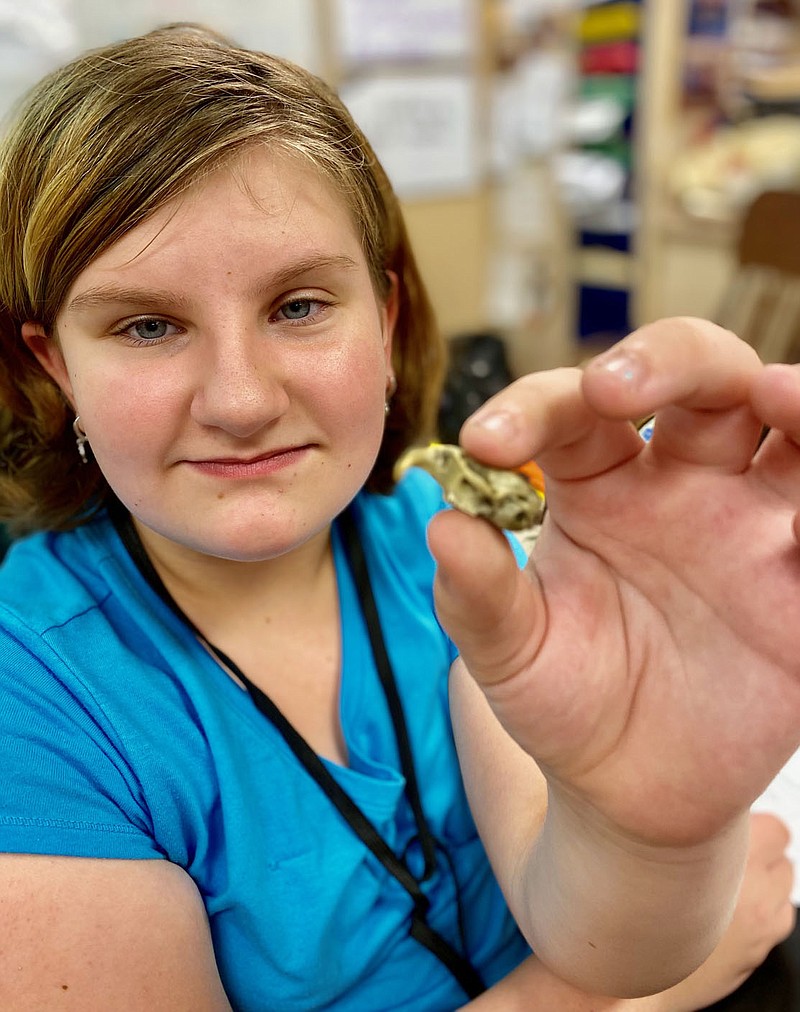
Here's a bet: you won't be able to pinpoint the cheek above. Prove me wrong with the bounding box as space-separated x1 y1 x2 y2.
75 372 183 463
308 342 387 431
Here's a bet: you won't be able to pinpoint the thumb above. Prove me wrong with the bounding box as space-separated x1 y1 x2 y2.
427 509 543 688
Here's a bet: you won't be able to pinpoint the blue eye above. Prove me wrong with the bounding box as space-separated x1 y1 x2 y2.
273 297 332 325
280 299 314 321
113 317 179 345
132 319 169 340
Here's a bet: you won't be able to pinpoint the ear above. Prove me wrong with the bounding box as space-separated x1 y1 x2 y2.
382 270 399 369
21 322 75 405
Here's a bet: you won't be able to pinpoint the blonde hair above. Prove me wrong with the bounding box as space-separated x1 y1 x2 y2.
0 23 443 534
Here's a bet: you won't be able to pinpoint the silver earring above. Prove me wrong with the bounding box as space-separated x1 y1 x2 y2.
385 375 397 416
72 415 89 464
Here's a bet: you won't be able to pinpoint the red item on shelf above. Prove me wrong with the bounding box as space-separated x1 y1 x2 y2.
581 40 639 75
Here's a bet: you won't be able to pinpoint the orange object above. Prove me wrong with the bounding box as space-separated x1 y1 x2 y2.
516 460 545 496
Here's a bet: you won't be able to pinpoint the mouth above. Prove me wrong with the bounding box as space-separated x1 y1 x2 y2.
186 444 313 478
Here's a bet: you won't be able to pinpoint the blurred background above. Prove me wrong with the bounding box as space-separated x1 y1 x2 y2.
3 0 800 436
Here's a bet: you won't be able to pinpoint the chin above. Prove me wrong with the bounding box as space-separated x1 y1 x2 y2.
129 483 359 562
183 515 331 563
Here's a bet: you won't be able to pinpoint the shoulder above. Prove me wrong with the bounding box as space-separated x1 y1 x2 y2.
0 518 208 862
359 467 446 530
0 520 141 705
350 469 446 580
0 515 171 761
0 853 230 1009
0 516 119 635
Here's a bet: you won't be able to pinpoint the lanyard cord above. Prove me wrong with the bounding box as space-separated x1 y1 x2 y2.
110 504 486 1001
336 508 436 880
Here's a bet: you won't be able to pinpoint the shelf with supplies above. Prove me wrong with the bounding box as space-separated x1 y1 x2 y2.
635 0 800 329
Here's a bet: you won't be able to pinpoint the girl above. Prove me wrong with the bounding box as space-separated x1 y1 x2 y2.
0 24 797 1011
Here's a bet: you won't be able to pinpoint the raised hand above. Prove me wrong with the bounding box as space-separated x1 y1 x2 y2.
429 317 800 850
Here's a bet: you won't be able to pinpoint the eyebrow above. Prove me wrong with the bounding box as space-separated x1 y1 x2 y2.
65 253 362 315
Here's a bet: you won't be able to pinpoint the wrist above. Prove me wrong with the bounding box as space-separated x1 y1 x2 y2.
544 780 751 873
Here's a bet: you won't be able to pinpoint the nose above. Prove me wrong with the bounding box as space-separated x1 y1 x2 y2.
190 330 290 438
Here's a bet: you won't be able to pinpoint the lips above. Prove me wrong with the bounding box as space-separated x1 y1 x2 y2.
186 444 312 477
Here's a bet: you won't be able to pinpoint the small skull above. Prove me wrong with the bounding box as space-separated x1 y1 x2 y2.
393 443 545 531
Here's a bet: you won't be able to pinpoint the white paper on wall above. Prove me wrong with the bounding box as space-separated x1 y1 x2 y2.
517 49 574 157
484 250 534 330
333 0 475 63
198 0 322 71
489 75 524 176
0 0 77 122
69 0 322 71
503 0 579 31
341 74 480 198
485 247 557 329
493 163 558 244
0 0 76 57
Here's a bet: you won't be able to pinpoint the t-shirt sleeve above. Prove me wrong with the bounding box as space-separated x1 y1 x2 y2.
0 622 163 860
506 530 529 567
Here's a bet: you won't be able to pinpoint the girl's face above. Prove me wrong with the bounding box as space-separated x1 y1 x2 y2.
25 149 396 561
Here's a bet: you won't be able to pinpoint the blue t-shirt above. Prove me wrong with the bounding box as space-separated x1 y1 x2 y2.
0 471 529 1010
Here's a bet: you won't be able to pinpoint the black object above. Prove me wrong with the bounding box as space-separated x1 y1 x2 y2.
111 504 486 1001
438 333 514 444
703 915 800 1011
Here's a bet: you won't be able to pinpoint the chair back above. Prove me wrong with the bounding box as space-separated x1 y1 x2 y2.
716 189 800 362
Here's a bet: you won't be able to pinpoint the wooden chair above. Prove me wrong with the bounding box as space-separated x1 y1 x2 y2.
715 189 800 363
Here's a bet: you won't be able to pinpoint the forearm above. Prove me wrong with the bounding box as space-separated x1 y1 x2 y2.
459 953 667 1011
514 788 749 997
450 660 749 999
458 929 763 1012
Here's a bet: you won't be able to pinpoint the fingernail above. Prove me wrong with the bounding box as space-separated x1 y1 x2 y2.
465 408 519 439
590 350 646 385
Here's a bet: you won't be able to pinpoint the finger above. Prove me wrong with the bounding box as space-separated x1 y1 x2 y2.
750 366 800 524
777 900 798 943
749 812 792 859
748 898 795 967
741 855 795 924
751 363 800 434
752 855 795 910
773 857 796 906
760 892 797 950
582 318 764 471
427 509 543 689
460 366 643 481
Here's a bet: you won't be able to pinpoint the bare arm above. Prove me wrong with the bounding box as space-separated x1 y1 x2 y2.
451 666 795 1010
462 953 653 1011
0 854 231 1010
447 656 745 997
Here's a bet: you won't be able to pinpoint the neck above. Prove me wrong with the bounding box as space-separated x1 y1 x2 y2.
124 511 347 764
130 517 335 633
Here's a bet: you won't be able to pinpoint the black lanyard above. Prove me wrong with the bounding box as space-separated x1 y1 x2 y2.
111 504 486 1001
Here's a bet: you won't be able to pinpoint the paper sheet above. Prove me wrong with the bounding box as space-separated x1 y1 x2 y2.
341 74 479 198
333 0 475 63
0 0 77 120
62 0 323 72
